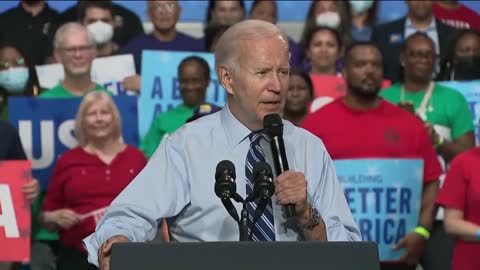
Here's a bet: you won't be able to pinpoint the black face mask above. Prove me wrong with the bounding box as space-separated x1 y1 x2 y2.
453 55 480 80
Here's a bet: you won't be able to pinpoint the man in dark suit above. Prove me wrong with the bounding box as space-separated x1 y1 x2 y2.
371 1 456 83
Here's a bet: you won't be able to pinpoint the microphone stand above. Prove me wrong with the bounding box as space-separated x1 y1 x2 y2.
232 194 250 241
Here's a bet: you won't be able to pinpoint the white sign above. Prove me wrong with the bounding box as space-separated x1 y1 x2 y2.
35 54 137 95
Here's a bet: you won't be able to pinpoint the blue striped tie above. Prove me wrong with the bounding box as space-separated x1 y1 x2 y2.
245 132 275 241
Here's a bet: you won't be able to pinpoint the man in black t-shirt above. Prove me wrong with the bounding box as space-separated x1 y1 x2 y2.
0 0 60 65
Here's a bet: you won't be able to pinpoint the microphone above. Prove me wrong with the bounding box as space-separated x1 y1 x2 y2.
214 160 240 223
263 113 296 218
252 162 275 200
250 162 275 239
214 160 236 200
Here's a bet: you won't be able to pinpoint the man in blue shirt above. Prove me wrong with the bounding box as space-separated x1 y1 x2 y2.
84 20 360 270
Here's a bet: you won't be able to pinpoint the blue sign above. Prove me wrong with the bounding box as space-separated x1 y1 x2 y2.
8 96 139 189
334 159 423 261
139 50 226 138
438 80 480 145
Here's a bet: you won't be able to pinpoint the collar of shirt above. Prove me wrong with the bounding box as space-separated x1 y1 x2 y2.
405 17 437 34
220 104 255 149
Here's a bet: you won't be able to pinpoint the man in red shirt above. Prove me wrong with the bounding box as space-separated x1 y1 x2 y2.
433 1 480 30
301 42 443 270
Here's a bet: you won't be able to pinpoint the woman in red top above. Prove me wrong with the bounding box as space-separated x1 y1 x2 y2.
40 91 147 270
436 146 480 270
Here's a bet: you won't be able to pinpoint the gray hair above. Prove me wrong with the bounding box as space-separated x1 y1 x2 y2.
53 22 95 49
214 19 289 77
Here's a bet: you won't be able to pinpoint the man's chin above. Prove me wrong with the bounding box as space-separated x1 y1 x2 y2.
349 84 380 98
69 69 90 77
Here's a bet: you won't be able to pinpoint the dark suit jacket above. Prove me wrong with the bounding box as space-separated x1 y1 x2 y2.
371 17 456 83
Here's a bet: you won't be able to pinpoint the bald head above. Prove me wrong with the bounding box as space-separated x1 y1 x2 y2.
214 19 288 76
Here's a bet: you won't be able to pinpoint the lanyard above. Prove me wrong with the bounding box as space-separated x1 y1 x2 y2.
401 81 434 121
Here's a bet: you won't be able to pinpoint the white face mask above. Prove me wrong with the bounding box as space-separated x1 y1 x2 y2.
349 0 374 15
316 12 341 28
87 21 114 44
0 67 29 94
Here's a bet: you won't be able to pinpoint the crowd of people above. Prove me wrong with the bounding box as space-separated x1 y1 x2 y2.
0 1 480 270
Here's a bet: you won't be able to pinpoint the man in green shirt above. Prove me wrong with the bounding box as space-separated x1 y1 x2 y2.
33 22 109 270
141 56 212 158
380 32 475 270
381 32 475 161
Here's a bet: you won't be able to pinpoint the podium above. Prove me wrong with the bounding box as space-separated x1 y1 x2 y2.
111 241 380 270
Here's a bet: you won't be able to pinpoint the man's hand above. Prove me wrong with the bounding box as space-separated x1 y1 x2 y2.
22 178 39 203
44 209 81 230
98 235 130 270
398 101 415 115
274 171 309 217
122 75 141 92
393 232 426 266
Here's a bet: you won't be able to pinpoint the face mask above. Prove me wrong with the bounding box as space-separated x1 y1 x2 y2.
349 0 374 15
87 21 114 44
453 55 480 80
0 67 29 94
316 12 341 28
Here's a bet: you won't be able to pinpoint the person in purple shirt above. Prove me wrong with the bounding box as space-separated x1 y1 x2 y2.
248 0 302 67
120 1 203 92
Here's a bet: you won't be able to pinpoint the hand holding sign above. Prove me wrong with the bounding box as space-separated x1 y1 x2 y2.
42 209 82 230
393 232 426 266
21 178 39 203
122 74 141 92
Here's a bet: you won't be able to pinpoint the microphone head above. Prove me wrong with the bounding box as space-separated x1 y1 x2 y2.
252 162 275 199
263 113 283 137
252 161 273 180
215 160 236 181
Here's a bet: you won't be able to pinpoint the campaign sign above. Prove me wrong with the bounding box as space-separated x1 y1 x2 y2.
138 50 227 138
333 159 423 261
0 161 31 262
8 96 138 189
35 54 137 95
438 80 480 145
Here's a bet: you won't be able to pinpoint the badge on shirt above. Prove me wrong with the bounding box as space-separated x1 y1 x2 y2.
389 33 403 44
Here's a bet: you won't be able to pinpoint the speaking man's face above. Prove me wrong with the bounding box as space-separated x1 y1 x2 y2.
226 35 290 130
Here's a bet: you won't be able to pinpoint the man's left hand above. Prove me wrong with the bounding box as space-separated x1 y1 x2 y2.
22 178 39 203
274 171 309 217
393 232 426 266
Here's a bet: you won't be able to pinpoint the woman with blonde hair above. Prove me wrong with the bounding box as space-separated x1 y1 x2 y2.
40 91 148 270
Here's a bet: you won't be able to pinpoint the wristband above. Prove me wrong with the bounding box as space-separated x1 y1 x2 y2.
414 226 430 240
435 136 444 149
476 229 480 240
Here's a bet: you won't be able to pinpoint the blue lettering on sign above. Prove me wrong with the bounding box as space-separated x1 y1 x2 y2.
151 103 176 120
343 187 412 214
172 77 181 100
103 81 129 95
344 188 355 214
358 187 369 213
151 76 163 99
359 218 406 245
372 187 384 214
399 188 411 214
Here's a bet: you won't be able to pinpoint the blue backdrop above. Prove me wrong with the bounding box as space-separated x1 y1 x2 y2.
0 1 479 23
